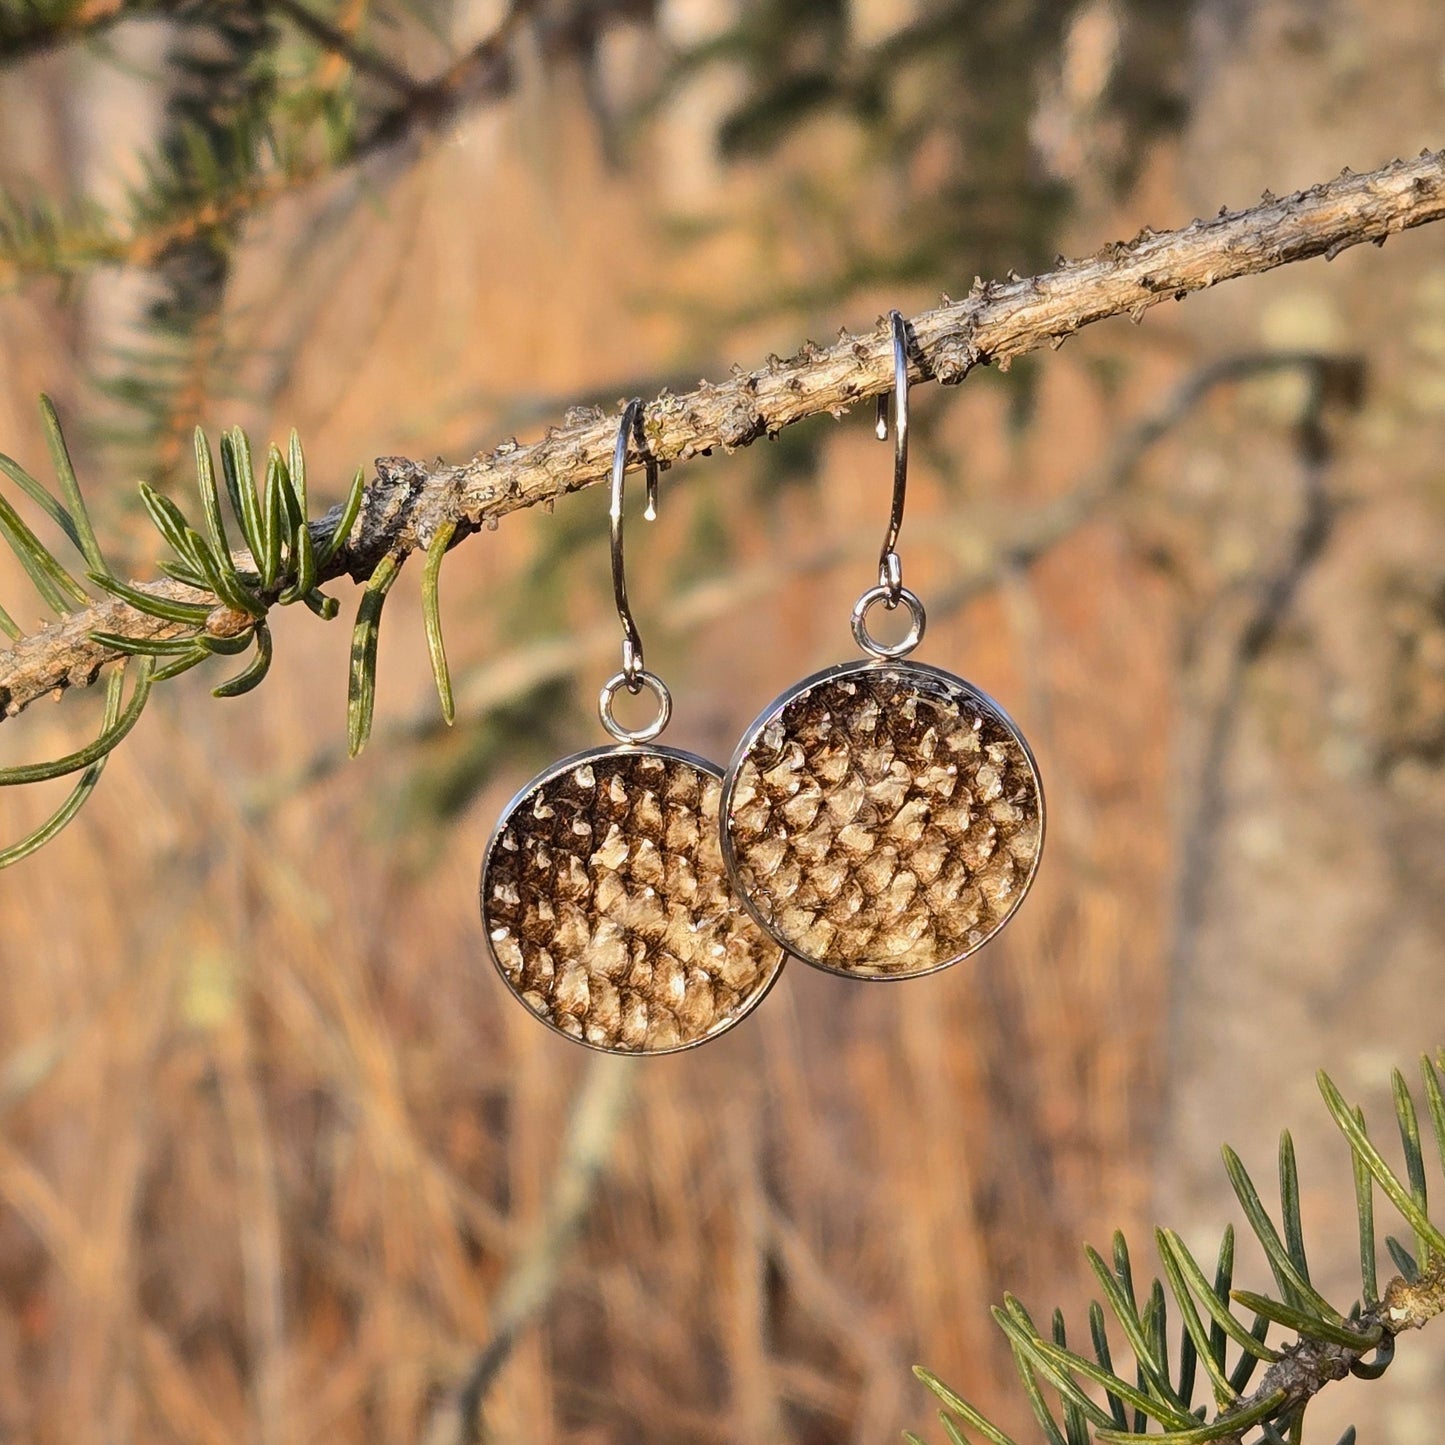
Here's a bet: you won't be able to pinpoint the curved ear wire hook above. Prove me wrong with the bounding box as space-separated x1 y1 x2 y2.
873 309 910 606
610 398 660 694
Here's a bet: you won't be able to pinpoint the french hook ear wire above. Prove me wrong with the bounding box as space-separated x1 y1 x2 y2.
874 310 910 605
609 398 660 694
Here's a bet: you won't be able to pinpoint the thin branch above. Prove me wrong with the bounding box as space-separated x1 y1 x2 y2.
265 0 422 97
0 0 415 73
0 0 537 288
2 150 1445 722
258 350 1336 803
351 0 533 154
1222 1262 1443 1444
0 0 450 79
0 0 138 63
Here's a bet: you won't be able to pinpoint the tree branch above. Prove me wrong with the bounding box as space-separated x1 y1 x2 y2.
251 349 1339 805
0 0 136 64
264 0 424 98
3 149 1444 723
1160 1261 1444 1445
0 0 530 290
0 0 664 290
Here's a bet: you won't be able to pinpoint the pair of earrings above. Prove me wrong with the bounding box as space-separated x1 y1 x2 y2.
481 314 1045 1053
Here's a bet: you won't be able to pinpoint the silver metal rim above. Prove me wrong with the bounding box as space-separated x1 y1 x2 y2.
598 668 672 744
718 656 1046 980
481 743 787 1054
851 584 927 660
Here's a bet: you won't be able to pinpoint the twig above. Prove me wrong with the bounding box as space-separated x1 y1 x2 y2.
1222 1262 1445 1444
0 0 136 63
265 0 422 97
259 352 1331 801
2 151 1444 722
0 0 484 79
0 0 538 288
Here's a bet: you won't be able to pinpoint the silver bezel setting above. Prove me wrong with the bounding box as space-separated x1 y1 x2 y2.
481 742 786 1053
718 656 1046 980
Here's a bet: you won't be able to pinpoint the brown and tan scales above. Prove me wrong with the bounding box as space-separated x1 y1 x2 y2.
723 664 1043 977
483 748 784 1052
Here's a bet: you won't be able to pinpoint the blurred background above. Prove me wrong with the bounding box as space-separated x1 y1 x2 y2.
1 0 1445 1440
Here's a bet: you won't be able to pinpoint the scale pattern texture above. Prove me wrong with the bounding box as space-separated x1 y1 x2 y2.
725 665 1042 976
484 750 784 1051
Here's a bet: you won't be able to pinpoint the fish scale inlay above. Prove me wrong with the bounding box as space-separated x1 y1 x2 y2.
484 750 784 1051
725 666 1042 976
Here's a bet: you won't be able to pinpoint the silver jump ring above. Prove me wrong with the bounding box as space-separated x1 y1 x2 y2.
598 669 673 743
851 584 927 660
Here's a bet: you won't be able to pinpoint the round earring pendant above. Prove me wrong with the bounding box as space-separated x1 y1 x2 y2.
720 659 1044 979
482 745 786 1052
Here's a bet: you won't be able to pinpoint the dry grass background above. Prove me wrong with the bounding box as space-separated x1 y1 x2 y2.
1 1 1445 1441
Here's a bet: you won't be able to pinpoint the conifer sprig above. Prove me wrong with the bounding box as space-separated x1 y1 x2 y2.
0 398 425 866
912 1058 1445 1445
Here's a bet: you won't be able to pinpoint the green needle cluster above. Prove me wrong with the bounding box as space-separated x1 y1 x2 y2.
0 398 390 867
911 1058 1445 1445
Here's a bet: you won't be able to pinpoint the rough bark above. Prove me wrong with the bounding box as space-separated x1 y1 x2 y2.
3 149 1445 723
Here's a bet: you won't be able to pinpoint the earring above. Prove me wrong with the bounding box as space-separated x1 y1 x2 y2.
481 401 786 1051
719 313 1045 979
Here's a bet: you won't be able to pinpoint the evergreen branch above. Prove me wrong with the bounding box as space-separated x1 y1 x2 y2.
0 0 535 291
0 125 308 287
0 411 341 863
265 0 421 97
915 1057 1445 1445
245 347 1347 810
1392 1069 1434 1266
0 0 428 75
1221 1146 1344 1321
347 0 532 151
3 150 1442 732
212 619 273 696
1154 1231 1238 1408
315 466 365 568
1083 1242 1191 1415
1157 1230 1279 1366
0 482 89 613
38 396 107 576
109 0 278 468
0 0 137 62
1319 1075 1445 1260
1277 1135 1313 1294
